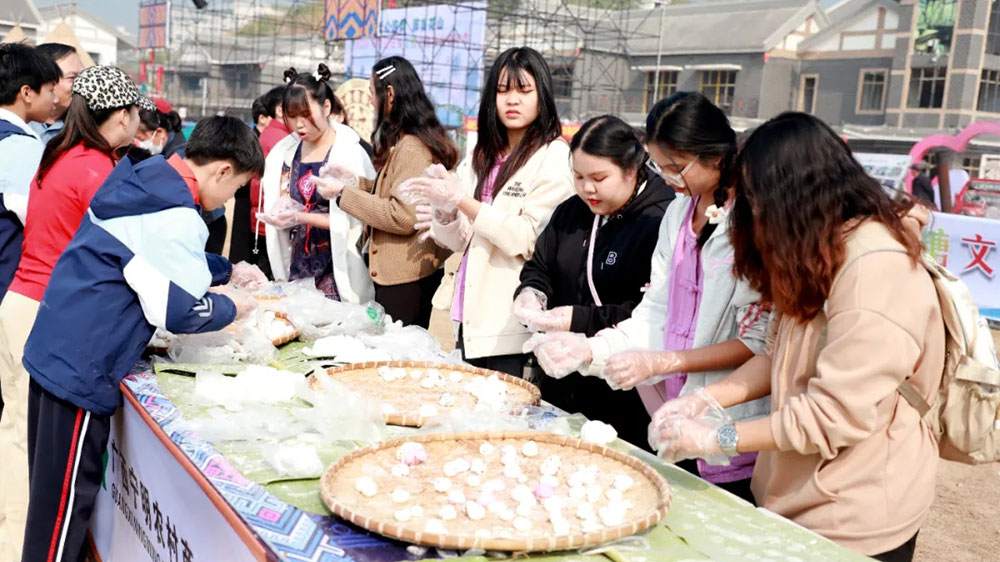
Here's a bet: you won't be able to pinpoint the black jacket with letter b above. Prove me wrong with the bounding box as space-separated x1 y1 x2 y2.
517 179 673 449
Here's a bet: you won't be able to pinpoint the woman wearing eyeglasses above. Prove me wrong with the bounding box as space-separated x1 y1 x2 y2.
525 92 770 503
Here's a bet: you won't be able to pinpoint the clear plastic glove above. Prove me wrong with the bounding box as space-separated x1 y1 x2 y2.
210 286 258 322
530 306 573 332
648 416 730 466
230 262 268 292
512 288 548 328
603 350 683 390
650 388 725 428
257 210 302 229
311 176 346 200
398 174 464 213
413 204 434 243
398 178 428 206
522 331 592 379
648 388 732 466
317 163 359 189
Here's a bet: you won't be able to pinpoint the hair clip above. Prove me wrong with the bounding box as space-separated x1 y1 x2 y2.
313 70 323 81
376 65 396 80
284 75 293 84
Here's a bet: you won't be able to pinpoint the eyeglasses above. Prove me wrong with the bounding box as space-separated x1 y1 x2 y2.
646 158 697 189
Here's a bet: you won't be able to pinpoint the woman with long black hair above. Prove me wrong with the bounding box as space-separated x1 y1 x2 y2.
314 56 458 328
404 47 574 376
525 92 769 502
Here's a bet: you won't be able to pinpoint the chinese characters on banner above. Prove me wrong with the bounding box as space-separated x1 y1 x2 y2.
90 396 259 561
344 2 487 128
922 212 1000 320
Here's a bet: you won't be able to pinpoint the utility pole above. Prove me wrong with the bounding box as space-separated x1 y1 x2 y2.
653 1 669 102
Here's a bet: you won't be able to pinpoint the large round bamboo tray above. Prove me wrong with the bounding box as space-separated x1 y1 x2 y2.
312 361 541 427
320 430 671 553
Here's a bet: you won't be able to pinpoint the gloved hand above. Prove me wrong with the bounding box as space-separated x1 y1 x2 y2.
257 210 302 229
603 350 683 390
414 204 434 243
648 388 732 466
512 288 548 328
397 172 465 213
648 416 730 466
650 388 725 428
528 306 573 333
230 262 268 292
210 286 258 322
316 163 359 199
522 331 592 379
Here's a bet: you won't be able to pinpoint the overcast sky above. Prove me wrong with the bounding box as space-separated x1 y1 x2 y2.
36 0 141 35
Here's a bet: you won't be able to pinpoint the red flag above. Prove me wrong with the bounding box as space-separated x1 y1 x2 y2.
139 61 147 84
155 65 164 92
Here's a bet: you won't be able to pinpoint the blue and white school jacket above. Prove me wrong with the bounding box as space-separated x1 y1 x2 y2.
23 155 237 415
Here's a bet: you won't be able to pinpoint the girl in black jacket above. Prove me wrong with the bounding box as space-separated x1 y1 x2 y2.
513 115 672 449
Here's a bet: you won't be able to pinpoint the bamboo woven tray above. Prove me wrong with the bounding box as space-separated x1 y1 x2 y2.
320 431 671 552
311 361 541 427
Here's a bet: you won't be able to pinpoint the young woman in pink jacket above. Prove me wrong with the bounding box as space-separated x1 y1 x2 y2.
651 112 944 561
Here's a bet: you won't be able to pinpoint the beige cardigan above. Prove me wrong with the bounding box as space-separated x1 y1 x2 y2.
431 139 574 358
339 135 452 285
751 219 945 555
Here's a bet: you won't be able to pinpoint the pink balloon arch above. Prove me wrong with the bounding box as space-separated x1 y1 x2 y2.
905 120 1000 193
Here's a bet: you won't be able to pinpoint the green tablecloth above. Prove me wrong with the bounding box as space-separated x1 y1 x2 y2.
152 349 871 562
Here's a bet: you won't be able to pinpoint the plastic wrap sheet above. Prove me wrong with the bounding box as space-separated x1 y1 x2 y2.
281 279 386 341
167 325 277 365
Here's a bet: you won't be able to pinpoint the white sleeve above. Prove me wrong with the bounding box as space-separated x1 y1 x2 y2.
586 208 676 374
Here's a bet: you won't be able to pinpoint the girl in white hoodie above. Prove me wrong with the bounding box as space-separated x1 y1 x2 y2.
404 47 574 377
258 64 376 304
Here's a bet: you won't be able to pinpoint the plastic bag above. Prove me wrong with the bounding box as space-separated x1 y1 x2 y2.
358 325 450 362
298 372 386 442
168 324 276 365
194 366 304 410
261 443 325 479
281 279 385 341
185 404 311 442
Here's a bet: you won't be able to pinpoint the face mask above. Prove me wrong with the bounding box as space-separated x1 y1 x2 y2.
137 138 164 155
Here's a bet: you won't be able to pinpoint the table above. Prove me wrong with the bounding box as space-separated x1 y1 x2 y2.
89 368 872 562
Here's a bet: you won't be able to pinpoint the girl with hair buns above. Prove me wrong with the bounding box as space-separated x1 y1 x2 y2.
258 64 376 302
513 115 673 448
311 56 458 328
524 92 770 502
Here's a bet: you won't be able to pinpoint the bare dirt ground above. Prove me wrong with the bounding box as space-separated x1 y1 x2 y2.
428 302 1000 561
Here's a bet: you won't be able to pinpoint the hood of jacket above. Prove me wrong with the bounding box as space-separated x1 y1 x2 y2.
89 155 195 221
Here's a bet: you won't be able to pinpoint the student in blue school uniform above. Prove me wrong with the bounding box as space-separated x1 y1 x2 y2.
18 115 264 562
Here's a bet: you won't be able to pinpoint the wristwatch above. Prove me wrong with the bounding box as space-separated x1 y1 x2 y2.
717 423 740 457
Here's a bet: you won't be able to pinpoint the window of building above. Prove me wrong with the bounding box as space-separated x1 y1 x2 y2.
239 72 249 91
699 70 737 114
978 69 1000 113
182 76 201 92
907 67 946 108
988 0 1000 56
552 66 574 101
644 71 678 112
857 69 888 112
799 75 817 114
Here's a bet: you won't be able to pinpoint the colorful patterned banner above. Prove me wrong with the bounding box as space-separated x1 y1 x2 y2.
138 0 169 49
324 0 378 41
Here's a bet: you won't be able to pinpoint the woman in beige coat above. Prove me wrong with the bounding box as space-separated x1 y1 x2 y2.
650 113 944 561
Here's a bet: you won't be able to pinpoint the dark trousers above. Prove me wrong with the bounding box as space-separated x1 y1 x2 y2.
22 379 111 562
205 216 227 256
873 532 919 562
374 269 444 329
228 186 252 264
675 458 757 506
247 234 273 280
456 325 529 378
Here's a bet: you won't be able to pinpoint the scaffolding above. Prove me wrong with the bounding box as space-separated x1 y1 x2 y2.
151 0 662 126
